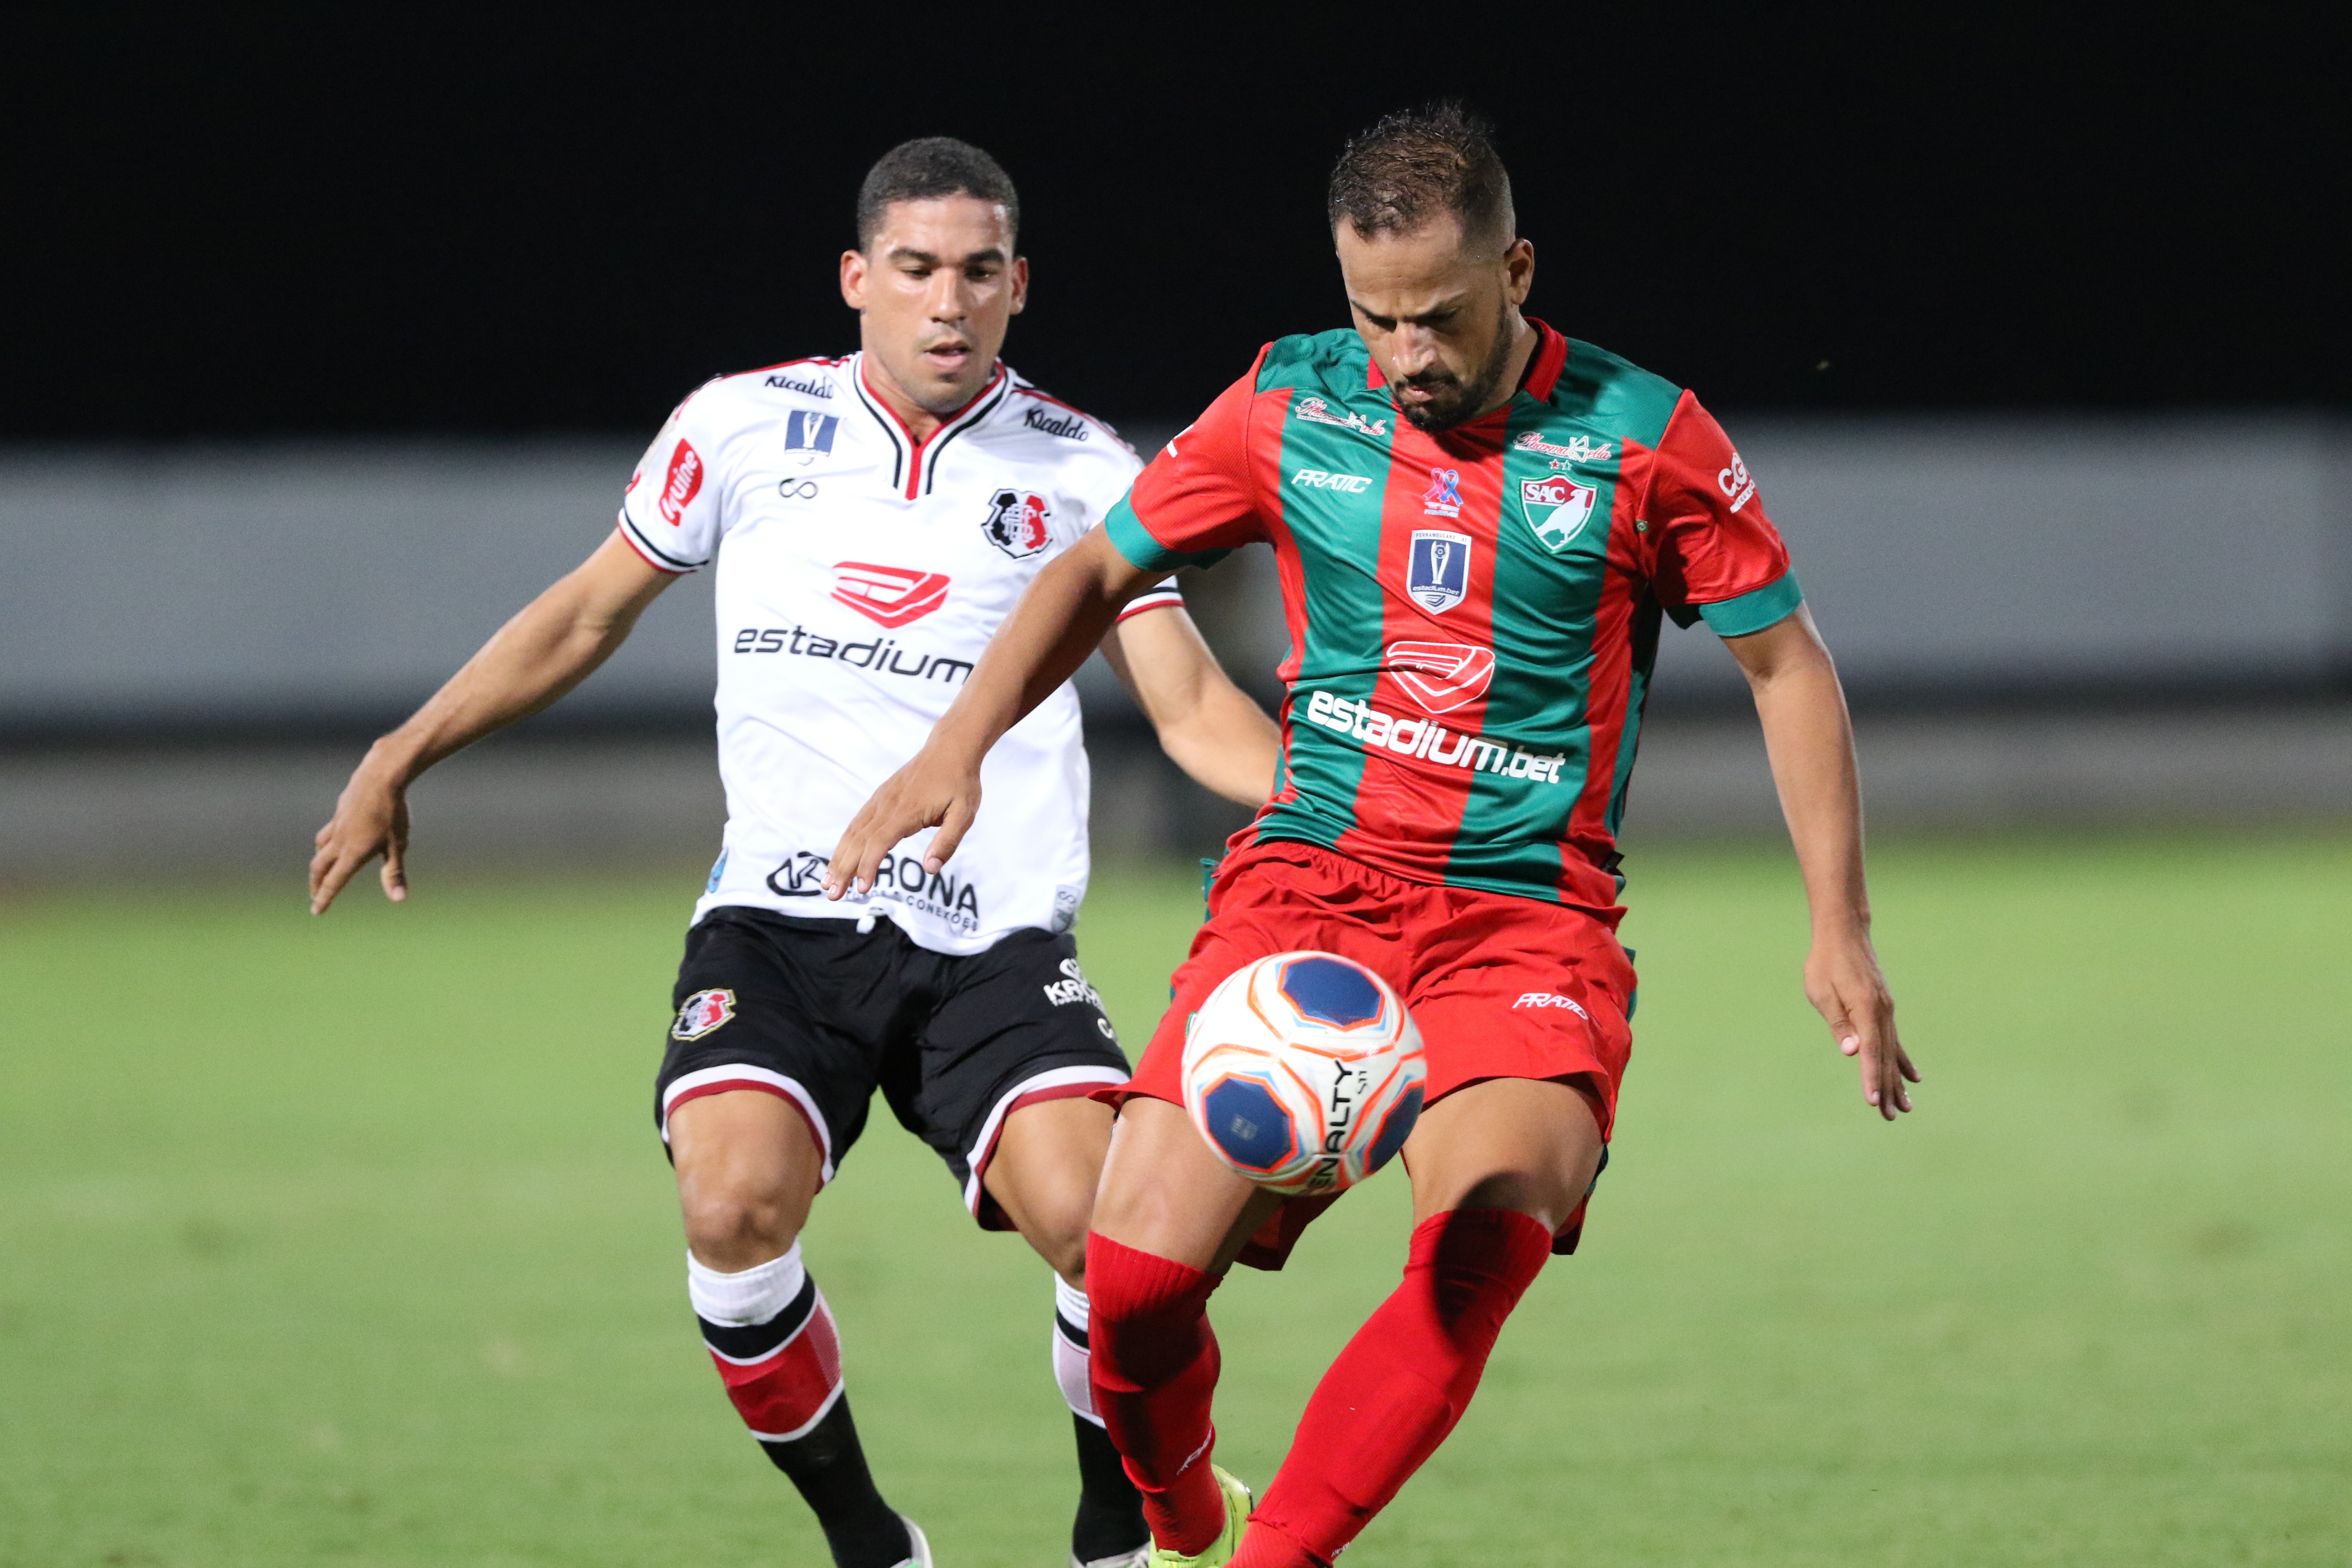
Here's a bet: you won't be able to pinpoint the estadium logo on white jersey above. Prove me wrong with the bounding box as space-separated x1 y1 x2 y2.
731 624 973 686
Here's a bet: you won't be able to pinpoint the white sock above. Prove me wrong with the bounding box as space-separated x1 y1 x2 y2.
687 1242 807 1326
1052 1275 1099 1423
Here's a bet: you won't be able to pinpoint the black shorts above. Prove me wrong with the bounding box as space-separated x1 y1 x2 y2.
655 906 1130 1228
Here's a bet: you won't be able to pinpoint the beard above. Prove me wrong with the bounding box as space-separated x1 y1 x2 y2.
1395 295 1517 433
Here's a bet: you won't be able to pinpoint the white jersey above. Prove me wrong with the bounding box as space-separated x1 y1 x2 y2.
618 352 1174 956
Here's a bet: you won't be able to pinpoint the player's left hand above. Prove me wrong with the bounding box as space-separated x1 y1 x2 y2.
824 742 983 900
1804 931 1917 1120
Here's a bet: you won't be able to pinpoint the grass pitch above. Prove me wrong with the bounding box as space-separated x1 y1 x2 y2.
2 832 2348 1566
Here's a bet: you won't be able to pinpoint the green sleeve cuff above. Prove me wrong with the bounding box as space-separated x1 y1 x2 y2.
1105 497 1230 573
1696 571 1804 637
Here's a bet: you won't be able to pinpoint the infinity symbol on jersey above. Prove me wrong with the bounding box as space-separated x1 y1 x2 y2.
778 479 821 501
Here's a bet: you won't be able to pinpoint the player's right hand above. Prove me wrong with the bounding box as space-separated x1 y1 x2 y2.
824 745 982 900
309 763 411 914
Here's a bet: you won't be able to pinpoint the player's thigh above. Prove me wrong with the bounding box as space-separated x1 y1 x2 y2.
983 1094 1114 1280
654 910 895 1268
1092 1096 1277 1275
1402 1076 1603 1233
668 1090 826 1267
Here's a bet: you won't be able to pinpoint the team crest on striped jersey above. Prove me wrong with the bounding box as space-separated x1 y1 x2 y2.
1406 530 1471 613
1519 475 1599 552
672 989 736 1041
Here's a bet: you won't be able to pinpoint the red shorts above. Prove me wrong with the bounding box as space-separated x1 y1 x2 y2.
1102 838 1636 1268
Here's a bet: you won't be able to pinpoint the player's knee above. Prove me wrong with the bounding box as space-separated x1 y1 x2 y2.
677 1170 802 1271
1452 1165 1585 1234
1031 1201 1093 1285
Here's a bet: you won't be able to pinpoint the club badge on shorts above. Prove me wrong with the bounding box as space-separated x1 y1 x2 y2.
672 989 736 1041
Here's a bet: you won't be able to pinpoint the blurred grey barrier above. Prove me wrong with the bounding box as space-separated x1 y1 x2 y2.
1 417 2346 876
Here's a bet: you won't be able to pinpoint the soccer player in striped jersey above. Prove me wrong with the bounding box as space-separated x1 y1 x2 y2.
827 104 1920 1568
310 139 1281 1568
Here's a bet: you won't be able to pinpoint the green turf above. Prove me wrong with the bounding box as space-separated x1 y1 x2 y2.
3 833 2348 1566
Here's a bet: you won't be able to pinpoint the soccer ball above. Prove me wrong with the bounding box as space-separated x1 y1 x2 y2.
1180 951 1426 1196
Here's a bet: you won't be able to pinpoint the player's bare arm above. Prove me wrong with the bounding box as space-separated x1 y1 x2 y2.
1723 605 1919 1118
824 528 1153 897
1101 605 1281 808
308 531 674 913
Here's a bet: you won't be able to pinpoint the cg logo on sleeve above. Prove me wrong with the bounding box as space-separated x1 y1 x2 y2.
1407 530 1472 614
1520 475 1599 552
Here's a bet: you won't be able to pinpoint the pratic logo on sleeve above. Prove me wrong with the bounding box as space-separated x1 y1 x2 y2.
1302 689 1566 784
658 440 704 526
1290 468 1374 492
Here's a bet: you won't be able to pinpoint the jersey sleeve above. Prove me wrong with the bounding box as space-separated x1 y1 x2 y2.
617 386 726 573
1102 352 1274 573
1639 392 1802 635
1117 582 1187 622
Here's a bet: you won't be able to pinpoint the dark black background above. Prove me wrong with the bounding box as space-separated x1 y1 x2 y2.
8 6 2346 440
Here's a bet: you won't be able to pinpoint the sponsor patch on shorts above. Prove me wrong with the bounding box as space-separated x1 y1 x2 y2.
673 988 738 1040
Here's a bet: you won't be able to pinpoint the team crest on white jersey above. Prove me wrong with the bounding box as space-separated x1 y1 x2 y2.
983 488 1052 558
1520 476 1599 552
1407 530 1471 613
672 989 736 1041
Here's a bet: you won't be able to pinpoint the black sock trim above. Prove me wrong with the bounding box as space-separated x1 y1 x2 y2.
1054 1310 1089 1350
700 1271 818 1361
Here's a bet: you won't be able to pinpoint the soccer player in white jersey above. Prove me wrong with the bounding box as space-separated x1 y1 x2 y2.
310 138 1280 1568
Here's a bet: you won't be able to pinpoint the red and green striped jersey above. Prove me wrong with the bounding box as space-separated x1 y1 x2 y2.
1104 319 1800 913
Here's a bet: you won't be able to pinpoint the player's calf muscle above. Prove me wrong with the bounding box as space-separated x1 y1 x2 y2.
670 1092 823 1270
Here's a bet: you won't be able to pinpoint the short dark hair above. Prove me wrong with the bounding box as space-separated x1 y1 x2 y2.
1327 101 1514 251
855 137 1020 251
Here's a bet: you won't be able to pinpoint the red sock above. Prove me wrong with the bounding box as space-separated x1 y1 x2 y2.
1085 1231 1228 1556
1234 1208 1553 1568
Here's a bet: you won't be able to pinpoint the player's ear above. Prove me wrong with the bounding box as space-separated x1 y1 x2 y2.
1009 254 1029 316
1503 238 1534 307
841 248 870 312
